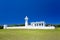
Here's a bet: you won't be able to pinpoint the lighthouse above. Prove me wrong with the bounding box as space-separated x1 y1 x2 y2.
25 16 28 27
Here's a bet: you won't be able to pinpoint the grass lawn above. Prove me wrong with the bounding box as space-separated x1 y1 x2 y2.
0 28 60 40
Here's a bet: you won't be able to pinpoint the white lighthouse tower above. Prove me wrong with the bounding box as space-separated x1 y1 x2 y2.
25 16 28 27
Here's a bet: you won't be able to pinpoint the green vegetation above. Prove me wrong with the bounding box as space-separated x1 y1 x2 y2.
0 28 60 40
8 24 25 27
55 24 60 27
0 26 3 29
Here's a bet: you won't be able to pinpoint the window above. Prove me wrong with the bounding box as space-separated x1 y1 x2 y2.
37 24 38 26
42 23 43 26
35 24 36 26
39 24 41 26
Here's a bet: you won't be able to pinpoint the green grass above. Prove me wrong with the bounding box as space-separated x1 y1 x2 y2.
0 28 60 40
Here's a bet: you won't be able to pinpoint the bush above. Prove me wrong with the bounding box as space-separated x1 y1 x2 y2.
55 25 60 27
8 24 25 27
0 26 3 29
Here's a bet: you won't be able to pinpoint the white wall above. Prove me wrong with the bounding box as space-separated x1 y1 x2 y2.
4 26 55 29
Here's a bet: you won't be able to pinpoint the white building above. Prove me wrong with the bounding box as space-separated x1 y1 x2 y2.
3 16 55 29
31 21 45 27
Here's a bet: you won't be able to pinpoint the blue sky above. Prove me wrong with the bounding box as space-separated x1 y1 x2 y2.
0 0 60 25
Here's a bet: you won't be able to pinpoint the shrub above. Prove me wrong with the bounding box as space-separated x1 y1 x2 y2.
0 26 3 29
